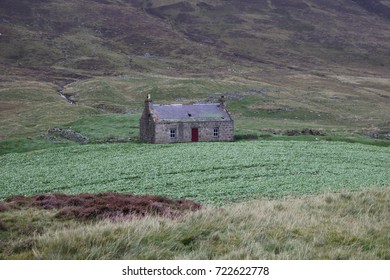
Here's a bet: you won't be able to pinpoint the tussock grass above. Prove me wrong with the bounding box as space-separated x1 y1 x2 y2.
2 188 386 260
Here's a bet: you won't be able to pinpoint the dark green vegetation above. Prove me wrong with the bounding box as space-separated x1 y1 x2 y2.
1 141 389 204
1 1 390 259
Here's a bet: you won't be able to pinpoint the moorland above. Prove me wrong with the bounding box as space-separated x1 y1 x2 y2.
0 0 390 259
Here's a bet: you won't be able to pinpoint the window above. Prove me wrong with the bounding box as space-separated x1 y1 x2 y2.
170 129 176 139
213 127 219 137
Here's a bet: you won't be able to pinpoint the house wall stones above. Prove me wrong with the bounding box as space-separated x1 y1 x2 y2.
153 120 234 144
139 95 234 144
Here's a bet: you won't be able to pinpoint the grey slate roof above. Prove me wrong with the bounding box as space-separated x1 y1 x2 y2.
151 103 232 122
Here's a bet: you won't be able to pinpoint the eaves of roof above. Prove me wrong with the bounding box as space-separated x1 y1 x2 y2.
151 103 233 122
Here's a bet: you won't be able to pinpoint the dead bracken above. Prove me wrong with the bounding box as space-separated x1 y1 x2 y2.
0 193 202 221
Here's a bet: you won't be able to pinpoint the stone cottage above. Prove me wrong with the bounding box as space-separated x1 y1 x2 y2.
139 95 234 143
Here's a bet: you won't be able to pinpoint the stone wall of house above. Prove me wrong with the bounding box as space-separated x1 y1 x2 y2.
153 120 234 144
139 100 155 143
139 113 148 142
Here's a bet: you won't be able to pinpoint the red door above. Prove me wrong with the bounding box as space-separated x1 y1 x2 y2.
191 128 199 142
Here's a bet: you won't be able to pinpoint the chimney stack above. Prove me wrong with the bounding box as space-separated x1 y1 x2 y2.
219 95 226 109
144 94 153 114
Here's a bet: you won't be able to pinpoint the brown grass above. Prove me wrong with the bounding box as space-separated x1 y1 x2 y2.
1 192 202 221
1 188 389 259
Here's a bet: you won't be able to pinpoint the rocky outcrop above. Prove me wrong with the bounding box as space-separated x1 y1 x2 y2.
285 128 325 136
47 128 89 143
367 131 390 140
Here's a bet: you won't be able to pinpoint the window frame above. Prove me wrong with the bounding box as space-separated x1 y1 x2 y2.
213 127 219 138
170 128 176 139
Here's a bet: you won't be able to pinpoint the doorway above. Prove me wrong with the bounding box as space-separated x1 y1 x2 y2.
191 128 199 142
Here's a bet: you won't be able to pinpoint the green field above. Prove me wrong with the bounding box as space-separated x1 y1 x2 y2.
1 141 389 204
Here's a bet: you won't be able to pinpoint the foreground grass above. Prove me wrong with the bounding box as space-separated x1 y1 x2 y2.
1 188 389 259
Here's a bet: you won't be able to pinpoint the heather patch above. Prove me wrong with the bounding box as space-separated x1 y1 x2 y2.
1 193 201 221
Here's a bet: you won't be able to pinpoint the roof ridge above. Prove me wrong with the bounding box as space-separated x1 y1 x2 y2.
150 102 232 122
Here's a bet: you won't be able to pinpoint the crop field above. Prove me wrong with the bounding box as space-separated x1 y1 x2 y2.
1 141 389 205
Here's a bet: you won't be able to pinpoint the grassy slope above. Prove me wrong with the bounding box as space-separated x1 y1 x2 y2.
1 74 390 155
1 188 390 259
2 0 390 71
146 0 390 70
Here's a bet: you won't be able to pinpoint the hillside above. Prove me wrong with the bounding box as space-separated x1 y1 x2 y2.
1 0 390 152
1 0 390 74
